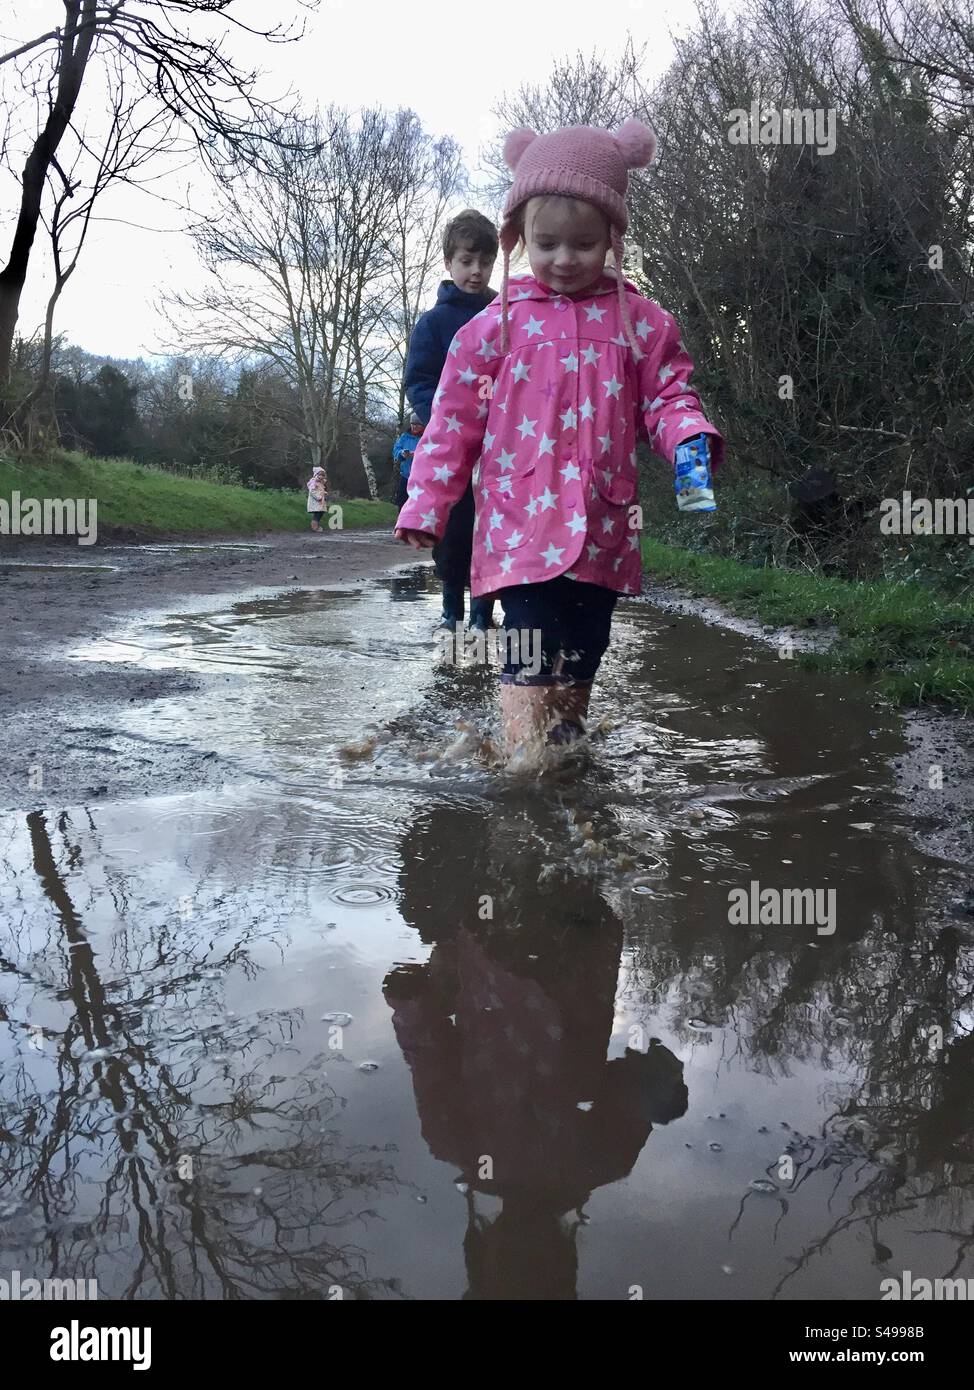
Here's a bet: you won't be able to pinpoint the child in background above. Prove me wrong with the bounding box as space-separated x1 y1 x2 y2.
395 119 725 751
306 466 328 532
404 209 499 632
393 414 424 509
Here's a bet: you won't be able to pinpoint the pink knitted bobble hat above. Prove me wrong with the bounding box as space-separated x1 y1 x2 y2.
497 118 657 356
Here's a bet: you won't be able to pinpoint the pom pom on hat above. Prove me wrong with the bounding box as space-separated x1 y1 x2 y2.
614 118 657 169
504 127 537 171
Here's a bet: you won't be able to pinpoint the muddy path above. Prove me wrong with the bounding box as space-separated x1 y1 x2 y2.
1 529 973 1301
0 531 414 807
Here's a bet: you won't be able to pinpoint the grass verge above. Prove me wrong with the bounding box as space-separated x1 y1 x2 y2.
0 451 398 538
642 537 974 711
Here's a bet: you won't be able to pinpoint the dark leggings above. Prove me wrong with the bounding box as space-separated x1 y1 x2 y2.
497 576 618 685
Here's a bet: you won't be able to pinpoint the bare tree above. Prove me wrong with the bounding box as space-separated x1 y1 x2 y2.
0 0 309 393
165 106 466 494
11 56 177 439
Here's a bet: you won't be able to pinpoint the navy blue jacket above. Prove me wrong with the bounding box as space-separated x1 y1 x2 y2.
405 281 497 426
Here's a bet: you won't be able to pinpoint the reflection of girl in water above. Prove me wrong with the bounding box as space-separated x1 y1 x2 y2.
385 798 688 1299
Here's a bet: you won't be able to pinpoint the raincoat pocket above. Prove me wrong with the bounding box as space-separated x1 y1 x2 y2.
588 467 637 549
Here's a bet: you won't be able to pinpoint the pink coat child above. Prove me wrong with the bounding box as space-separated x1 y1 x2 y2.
397 275 724 597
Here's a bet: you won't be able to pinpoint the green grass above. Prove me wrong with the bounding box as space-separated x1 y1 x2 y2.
642 536 974 711
0 450 398 537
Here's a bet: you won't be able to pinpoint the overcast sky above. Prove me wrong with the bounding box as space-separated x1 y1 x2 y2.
2 0 705 361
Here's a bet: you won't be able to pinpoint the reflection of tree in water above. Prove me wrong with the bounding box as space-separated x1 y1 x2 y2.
0 811 401 1299
605 807 974 1284
389 796 688 1299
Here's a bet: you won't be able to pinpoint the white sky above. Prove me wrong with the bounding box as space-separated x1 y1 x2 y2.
2 0 706 360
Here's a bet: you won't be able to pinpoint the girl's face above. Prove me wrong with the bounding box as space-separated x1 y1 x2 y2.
524 196 611 297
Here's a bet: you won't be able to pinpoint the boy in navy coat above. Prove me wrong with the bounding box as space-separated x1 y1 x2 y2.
404 209 498 630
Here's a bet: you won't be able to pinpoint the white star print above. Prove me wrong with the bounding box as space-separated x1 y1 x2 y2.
497 448 516 472
500 553 515 573
580 344 601 366
524 496 539 517
628 532 641 549
506 529 524 547
483 429 495 451
445 414 461 433
560 461 581 482
559 407 577 430
586 542 600 561
541 542 565 567
421 439 440 453
486 509 504 532
610 332 629 348
449 338 461 357
648 395 665 411
485 533 494 555
565 511 586 535
524 315 545 337
511 360 531 383
579 397 595 421
659 363 675 383
477 402 488 419
538 433 555 456
654 418 666 437
635 318 654 340
602 516 615 534
477 337 498 360
516 415 537 438
584 303 607 322
457 365 477 385
420 509 438 529
678 415 702 429
538 487 559 511
497 477 514 495
597 433 612 455
602 375 622 399
407 484 424 501
560 351 579 372
513 286 533 301
601 468 613 486
433 463 455 483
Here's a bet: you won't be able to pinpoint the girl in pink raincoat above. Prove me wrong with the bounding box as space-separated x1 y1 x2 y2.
307 466 328 532
395 118 725 751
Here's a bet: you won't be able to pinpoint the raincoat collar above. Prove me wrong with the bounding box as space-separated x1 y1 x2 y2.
503 270 639 303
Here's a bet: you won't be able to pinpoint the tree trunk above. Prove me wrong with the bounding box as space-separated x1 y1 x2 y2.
0 1 97 387
358 422 378 500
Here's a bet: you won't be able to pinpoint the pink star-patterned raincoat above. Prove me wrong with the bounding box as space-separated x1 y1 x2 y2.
395 271 725 597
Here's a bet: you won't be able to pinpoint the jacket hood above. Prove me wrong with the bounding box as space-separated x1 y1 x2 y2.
437 280 497 306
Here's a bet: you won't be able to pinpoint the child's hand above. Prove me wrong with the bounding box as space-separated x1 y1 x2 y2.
395 527 437 549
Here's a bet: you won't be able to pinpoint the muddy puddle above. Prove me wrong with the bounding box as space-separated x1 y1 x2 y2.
1 568 972 1300
0 562 118 573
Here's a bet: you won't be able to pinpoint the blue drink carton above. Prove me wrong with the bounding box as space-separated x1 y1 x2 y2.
675 434 716 512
